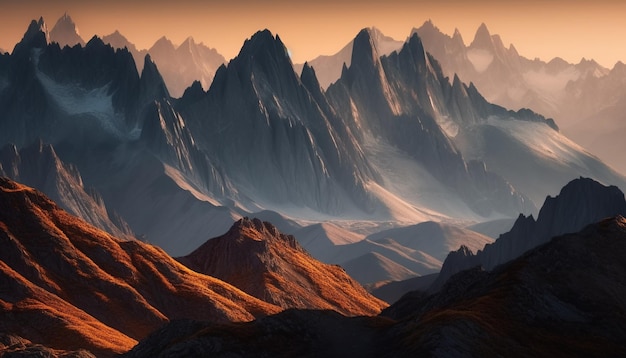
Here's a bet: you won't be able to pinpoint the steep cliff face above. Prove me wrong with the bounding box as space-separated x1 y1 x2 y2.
180 30 377 214
326 29 539 217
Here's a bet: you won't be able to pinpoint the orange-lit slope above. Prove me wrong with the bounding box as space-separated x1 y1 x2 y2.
180 218 388 316
0 178 280 357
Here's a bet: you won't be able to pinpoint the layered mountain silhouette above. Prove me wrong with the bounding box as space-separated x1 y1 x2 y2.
147 35 225 97
179 217 386 315
299 221 493 286
48 13 225 98
124 215 626 357
412 21 626 175
304 21 626 176
0 178 385 356
1 17 625 275
293 27 404 89
432 177 626 290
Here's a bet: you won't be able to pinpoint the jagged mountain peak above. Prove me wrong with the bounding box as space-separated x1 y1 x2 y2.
351 27 381 66
226 217 301 250
536 177 626 230
13 17 50 53
423 19 436 28
452 27 464 41
83 35 114 53
237 29 290 63
178 36 197 51
404 32 429 64
368 26 395 44
470 22 493 49
50 12 85 47
300 61 322 92
139 54 170 101
433 177 626 292
150 36 176 53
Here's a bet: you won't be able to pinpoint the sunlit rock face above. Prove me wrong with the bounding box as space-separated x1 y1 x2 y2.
179 217 387 315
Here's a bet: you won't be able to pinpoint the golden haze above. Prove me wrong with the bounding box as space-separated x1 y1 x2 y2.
0 0 624 67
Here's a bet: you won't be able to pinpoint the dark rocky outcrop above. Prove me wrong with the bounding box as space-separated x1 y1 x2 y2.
432 177 626 291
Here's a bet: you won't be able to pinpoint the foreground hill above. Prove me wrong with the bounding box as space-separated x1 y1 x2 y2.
0 178 279 357
125 215 626 357
179 217 387 316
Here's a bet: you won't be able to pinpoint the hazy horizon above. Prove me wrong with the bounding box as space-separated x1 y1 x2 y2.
0 0 624 68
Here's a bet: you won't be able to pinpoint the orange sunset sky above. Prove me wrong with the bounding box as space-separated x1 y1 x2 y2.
0 0 624 68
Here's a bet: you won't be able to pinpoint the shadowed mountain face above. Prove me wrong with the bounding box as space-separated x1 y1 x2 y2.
179 217 387 316
0 141 133 239
0 178 279 357
381 216 626 356
432 177 626 291
124 216 626 357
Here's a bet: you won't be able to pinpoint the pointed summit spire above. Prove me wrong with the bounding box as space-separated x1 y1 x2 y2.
13 17 50 54
470 22 493 49
452 28 465 46
140 53 170 100
50 12 85 47
350 28 381 72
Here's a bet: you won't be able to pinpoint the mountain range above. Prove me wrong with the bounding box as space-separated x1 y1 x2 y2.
303 20 626 176
1 11 626 356
124 214 626 357
48 13 225 98
0 177 384 357
1 16 625 288
432 176 626 291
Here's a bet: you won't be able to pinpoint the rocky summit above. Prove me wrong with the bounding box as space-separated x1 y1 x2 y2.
179 217 387 316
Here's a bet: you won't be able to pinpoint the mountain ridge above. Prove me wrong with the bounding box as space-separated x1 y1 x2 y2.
124 215 626 356
179 217 387 315
432 176 626 291
0 177 281 356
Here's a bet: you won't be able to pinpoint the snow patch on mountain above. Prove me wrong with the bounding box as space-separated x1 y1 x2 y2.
36 69 133 140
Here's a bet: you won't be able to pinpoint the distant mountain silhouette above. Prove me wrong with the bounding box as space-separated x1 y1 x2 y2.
49 13 85 48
